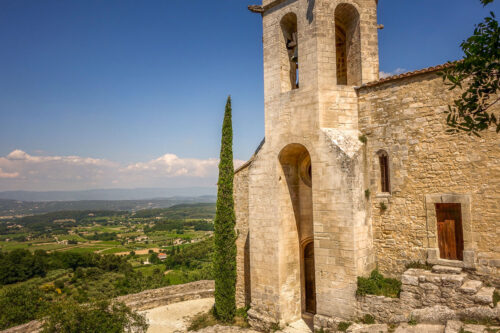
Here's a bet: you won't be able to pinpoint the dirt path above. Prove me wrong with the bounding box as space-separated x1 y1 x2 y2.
140 297 214 333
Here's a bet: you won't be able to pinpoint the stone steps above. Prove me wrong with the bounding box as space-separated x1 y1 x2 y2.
428 264 495 306
473 286 496 305
459 280 483 294
280 319 313 333
432 265 462 274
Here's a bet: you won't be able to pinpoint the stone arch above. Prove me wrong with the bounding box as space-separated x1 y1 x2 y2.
280 13 299 91
278 143 316 321
335 3 361 85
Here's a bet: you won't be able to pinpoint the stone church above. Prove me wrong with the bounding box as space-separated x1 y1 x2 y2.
233 0 500 328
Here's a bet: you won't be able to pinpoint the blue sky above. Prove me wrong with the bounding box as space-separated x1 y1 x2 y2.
0 0 498 191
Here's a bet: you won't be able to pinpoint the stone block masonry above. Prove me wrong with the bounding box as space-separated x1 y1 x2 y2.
235 0 500 329
355 268 499 325
357 71 500 279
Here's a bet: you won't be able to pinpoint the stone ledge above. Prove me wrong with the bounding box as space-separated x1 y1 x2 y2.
432 265 462 274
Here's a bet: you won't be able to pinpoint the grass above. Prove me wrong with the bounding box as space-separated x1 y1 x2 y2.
54 234 87 242
338 322 352 332
187 307 250 331
0 241 30 251
485 328 500 333
100 247 131 254
360 314 375 324
31 243 75 251
187 312 218 331
63 246 108 254
356 269 402 298
462 318 500 326
494 289 499 307
408 316 417 326
405 261 432 270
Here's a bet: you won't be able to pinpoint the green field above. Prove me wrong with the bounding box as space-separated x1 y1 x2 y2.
0 203 216 330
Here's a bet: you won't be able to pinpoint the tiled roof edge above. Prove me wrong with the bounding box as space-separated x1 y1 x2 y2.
356 62 456 90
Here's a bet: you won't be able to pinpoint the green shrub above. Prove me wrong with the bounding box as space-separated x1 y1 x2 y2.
408 316 417 326
0 284 48 329
361 314 375 324
187 306 249 331
187 312 217 331
494 290 499 307
41 300 148 333
338 322 352 332
356 270 402 298
270 322 281 332
54 279 65 289
235 306 249 320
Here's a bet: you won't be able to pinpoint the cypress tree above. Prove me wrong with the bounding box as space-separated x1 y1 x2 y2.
213 96 237 322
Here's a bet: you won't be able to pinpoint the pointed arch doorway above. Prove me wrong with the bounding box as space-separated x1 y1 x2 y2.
279 143 316 318
303 241 316 314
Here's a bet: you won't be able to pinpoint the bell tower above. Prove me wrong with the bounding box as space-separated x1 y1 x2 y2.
253 0 379 141
242 0 379 328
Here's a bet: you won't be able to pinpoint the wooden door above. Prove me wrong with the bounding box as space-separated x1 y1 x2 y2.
436 203 463 260
304 242 316 314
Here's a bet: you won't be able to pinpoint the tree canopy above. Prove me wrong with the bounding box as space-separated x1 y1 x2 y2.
439 0 499 135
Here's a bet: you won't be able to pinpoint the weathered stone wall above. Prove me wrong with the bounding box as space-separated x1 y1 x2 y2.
234 164 250 308
116 280 214 311
354 268 499 325
357 72 500 278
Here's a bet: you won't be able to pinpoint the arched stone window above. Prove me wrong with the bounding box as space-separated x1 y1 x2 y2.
281 13 299 91
378 150 390 193
335 4 361 86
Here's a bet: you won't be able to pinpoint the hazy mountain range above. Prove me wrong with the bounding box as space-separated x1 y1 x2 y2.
0 187 217 216
0 187 216 202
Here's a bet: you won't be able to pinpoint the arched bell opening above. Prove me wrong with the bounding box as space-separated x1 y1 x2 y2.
280 13 299 91
335 3 361 86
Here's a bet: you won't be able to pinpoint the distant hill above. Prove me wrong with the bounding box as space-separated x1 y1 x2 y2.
0 196 216 216
133 203 216 219
0 187 216 201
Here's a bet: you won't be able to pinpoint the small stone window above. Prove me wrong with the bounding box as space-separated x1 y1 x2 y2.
280 13 299 91
378 151 390 193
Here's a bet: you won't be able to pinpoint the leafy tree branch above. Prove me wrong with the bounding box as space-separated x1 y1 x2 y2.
438 0 499 136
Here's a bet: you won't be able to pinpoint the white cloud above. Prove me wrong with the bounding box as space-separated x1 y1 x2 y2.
0 168 19 179
0 149 246 191
379 68 406 79
122 154 220 178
